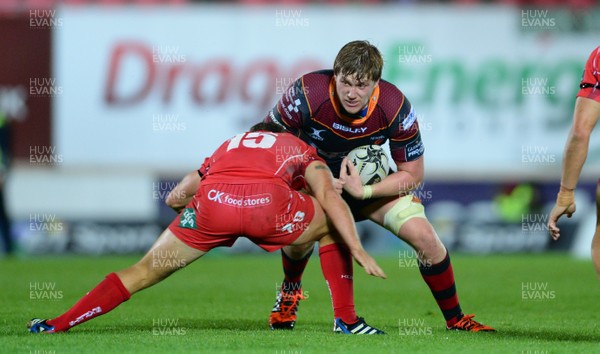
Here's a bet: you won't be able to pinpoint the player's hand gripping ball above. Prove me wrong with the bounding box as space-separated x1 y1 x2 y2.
346 145 389 185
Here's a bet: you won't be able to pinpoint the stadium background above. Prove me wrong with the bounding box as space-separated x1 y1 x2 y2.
1 2 599 258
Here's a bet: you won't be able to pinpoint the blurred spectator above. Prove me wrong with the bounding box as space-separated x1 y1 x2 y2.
0 112 13 255
494 182 542 223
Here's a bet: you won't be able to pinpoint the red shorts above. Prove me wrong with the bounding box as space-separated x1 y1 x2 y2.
577 46 600 103
168 182 315 252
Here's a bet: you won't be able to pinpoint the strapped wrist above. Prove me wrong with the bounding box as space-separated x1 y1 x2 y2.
362 185 373 200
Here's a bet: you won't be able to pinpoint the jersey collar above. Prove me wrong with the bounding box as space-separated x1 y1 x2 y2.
329 77 379 125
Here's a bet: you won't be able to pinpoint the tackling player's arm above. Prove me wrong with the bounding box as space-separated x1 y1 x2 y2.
304 160 386 279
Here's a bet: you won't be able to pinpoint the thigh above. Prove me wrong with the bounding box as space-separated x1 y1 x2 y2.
363 194 428 237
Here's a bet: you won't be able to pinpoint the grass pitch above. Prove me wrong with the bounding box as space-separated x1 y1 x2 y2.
2 252 599 353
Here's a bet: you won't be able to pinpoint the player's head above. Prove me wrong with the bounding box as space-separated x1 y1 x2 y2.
334 40 383 82
249 121 286 133
333 40 382 115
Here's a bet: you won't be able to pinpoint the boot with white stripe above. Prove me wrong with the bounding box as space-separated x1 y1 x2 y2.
333 317 385 335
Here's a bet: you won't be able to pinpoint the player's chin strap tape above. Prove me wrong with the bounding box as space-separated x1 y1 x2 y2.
580 82 600 89
383 194 427 235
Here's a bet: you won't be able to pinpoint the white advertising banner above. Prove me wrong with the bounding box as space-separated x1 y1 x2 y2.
53 6 600 178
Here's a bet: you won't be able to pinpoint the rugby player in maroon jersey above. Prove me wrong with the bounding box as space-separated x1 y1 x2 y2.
264 40 495 333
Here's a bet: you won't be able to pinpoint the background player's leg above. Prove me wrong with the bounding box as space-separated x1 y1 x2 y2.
592 179 600 280
0 181 12 255
41 229 205 332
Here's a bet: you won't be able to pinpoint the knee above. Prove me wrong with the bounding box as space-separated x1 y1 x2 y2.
413 230 443 252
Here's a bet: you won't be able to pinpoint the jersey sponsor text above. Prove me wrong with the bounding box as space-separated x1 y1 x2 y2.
332 122 367 134
207 189 272 208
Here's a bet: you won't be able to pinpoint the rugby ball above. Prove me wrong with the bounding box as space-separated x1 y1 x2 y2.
346 145 390 185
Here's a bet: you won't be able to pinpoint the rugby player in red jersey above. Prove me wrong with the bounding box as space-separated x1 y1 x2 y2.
549 46 600 278
27 122 386 334
264 40 495 333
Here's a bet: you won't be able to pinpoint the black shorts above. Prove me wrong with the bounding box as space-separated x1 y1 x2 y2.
341 190 397 222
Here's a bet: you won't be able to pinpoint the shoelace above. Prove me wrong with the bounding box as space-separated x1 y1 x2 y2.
277 293 304 314
455 314 485 330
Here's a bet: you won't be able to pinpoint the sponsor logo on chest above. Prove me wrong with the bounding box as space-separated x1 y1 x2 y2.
332 122 367 134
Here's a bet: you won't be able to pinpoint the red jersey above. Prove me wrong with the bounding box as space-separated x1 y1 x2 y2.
199 131 324 190
264 69 423 177
170 131 321 252
577 46 600 103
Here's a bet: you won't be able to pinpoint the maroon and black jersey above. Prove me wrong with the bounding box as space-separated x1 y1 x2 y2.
264 70 423 177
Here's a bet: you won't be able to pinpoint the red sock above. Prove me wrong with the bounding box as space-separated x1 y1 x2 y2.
280 248 312 294
47 273 131 332
319 243 356 324
418 252 463 327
